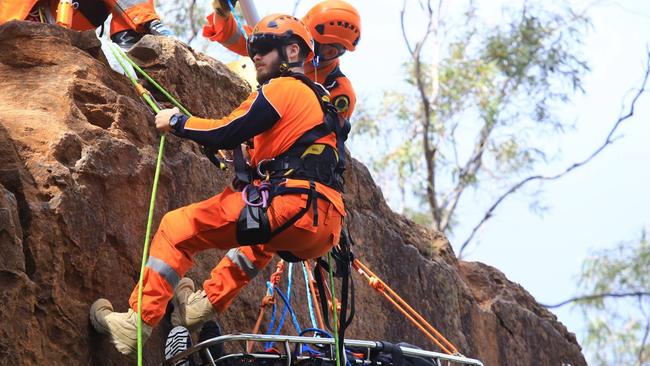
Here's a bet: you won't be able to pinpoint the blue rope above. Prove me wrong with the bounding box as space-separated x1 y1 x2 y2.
274 285 302 335
302 262 318 329
228 0 249 41
265 287 304 348
264 281 277 337
274 263 294 334
265 264 298 349
297 328 332 356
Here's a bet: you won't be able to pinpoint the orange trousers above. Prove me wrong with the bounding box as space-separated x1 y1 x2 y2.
108 0 159 34
128 186 342 325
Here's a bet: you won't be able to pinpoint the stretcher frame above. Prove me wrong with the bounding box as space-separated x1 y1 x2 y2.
161 333 484 366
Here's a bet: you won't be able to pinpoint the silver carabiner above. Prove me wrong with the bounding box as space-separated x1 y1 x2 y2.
256 158 274 179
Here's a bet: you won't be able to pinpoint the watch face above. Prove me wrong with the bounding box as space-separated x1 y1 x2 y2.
170 114 178 127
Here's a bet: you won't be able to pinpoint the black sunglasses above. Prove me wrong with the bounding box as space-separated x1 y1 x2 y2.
248 40 280 58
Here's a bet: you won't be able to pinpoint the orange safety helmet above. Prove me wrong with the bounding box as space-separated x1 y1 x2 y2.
248 13 315 64
302 0 361 52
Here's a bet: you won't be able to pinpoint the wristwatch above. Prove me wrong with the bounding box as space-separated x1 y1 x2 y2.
169 113 182 129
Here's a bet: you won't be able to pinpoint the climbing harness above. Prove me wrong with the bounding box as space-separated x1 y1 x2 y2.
231 71 350 259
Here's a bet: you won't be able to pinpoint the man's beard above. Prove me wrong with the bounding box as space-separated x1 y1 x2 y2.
256 56 281 84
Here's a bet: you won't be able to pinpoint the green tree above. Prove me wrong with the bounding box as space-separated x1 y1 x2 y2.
353 0 595 256
545 230 650 365
157 1 209 47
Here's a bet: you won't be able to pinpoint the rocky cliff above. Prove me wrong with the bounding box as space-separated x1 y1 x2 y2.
0 21 586 366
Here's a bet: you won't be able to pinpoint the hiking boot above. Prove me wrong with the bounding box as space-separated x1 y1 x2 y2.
199 320 225 363
165 326 193 366
170 277 195 328
110 30 144 51
90 298 152 356
171 278 217 330
146 19 175 36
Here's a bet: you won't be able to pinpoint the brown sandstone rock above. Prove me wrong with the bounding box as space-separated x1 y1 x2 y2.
0 20 585 366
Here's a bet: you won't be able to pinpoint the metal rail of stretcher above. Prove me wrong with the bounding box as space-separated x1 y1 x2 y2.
161 333 484 366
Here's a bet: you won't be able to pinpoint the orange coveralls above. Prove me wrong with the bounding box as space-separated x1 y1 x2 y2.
202 12 357 120
129 76 345 325
0 0 160 35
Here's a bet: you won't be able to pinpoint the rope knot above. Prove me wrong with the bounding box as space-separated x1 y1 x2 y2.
369 277 384 291
261 295 275 307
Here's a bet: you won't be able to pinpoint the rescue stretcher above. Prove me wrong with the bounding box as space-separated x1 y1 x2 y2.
160 333 484 366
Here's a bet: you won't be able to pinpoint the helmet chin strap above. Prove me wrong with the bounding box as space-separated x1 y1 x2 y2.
278 44 303 75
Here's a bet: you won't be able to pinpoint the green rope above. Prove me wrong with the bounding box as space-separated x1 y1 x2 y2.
109 44 138 84
327 253 342 366
113 46 191 116
110 44 165 366
135 132 165 366
113 47 227 171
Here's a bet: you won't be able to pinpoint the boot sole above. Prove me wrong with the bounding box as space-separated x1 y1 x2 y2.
165 326 192 366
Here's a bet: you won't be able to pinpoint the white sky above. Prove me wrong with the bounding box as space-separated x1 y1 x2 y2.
197 0 650 357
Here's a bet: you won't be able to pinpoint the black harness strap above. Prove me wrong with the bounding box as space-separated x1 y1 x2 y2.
313 229 356 363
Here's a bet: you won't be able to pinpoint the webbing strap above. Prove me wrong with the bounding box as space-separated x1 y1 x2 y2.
233 144 252 185
312 230 356 363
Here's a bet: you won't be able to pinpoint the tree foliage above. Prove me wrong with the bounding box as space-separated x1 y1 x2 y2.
351 1 591 256
157 0 209 47
574 231 650 366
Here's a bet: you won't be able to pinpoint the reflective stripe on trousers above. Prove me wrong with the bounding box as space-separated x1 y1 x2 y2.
146 256 181 289
226 248 260 279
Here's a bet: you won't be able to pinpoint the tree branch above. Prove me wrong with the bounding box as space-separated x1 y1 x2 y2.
439 76 516 232
186 0 200 44
403 0 442 228
458 51 650 258
292 0 302 16
541 291 650 309
638 317 650 365
400 0 414 55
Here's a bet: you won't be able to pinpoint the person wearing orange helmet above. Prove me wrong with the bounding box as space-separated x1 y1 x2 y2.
0 0 173 49
90 13 348 356
203 0 361 120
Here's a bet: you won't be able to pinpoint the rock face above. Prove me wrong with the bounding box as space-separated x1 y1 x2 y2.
0 21 586 366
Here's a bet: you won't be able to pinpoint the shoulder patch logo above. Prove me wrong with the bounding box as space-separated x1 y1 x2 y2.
333 95 350 113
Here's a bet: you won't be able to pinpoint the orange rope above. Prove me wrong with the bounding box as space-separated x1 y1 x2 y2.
352 259 460 355
248 260 286 352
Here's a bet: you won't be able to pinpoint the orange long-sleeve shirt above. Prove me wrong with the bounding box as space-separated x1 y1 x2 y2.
172 76 345 215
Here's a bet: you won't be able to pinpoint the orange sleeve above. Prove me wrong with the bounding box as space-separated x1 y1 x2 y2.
202 12 251 57
174 86 282 149
328 76 356 120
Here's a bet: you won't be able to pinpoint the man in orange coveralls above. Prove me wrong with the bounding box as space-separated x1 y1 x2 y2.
204 0 361 120
90 13 349 356
0 0 173 49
